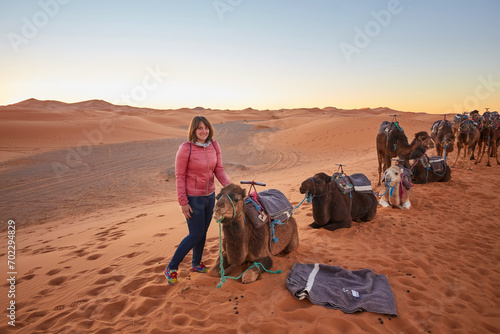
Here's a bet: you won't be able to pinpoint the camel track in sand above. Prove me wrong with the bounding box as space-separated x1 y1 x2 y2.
1 120 305 229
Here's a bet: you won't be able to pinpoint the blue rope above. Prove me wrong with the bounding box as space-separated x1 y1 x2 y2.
270 219 286 243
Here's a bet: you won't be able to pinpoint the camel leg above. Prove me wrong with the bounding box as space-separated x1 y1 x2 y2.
496 145 500 165
282 227 299 254
241 256 273 284
377 152 384 185
462 144 468 167
475 141 483 164
486 141 492 167
323 221 351 231
209 253 230 277
436 145 442 158
380 191 391 207
451 145 461 168
466 146 473 170
308 222 323 229
476 141 486 164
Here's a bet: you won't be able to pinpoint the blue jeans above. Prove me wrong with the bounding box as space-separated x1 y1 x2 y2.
168 193 215 270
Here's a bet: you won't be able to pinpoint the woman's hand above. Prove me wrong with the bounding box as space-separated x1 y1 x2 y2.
181 204 193 219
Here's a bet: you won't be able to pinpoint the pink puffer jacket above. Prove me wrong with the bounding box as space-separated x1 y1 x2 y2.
175 140 230 206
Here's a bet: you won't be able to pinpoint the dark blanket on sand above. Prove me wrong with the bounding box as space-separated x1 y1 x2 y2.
286 263 398 317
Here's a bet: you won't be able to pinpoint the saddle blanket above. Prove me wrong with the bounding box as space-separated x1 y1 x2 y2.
422 156 446 173
286 263 398 316
431 120 452 134
401 167 413 190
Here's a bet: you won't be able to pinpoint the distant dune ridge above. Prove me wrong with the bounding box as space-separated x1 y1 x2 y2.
0 99 499 333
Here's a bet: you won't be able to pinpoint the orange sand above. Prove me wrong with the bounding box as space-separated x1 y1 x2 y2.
0 99 499 333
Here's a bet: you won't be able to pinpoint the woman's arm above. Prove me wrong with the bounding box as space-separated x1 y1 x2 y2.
175 142 191 206
212 141 230 186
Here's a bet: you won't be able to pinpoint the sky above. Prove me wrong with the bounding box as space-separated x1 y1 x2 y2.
1 0 499 114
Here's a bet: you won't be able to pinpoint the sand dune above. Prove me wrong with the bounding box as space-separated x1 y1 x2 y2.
0 99 499 333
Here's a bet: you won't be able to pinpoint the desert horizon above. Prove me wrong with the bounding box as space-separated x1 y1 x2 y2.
0 97 499 333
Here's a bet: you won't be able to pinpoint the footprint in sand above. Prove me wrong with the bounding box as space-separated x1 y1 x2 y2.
98 266 117 275
48 275 69 286
143 257 164 266
120 251 143 259
18 274 35 283
86 253 104 261
94 275 125 286
70 299 89 308
153 233 167 237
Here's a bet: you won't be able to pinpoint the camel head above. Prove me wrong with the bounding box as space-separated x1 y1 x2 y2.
441 132 455 153
481 118 495 130
415 131 434 150
300 172 330 196
383 165 403 186
458 120 476 134
213 183 246 222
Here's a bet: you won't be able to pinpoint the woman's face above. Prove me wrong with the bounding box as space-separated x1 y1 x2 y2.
195 122 209 143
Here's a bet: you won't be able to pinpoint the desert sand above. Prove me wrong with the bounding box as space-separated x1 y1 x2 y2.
0 99 499 333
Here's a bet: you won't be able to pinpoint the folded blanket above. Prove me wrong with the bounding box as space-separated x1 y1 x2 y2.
286 263 397 316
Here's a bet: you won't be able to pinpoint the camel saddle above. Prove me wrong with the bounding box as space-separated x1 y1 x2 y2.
401 167 413 190
420 156 446 174
378 121 403 136
244 189 293 228
431 120 452 134
332 173 372 195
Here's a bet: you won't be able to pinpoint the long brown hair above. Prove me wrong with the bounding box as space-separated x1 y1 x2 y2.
188 116 215 142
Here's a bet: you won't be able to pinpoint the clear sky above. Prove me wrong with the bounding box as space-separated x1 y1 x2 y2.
1 0 499 113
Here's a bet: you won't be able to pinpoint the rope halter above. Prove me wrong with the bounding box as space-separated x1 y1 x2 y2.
215 194 242 223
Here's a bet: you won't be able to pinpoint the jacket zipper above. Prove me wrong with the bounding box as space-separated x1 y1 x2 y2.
204 147 210 194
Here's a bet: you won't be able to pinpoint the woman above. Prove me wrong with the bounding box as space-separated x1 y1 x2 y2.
165 115 230 285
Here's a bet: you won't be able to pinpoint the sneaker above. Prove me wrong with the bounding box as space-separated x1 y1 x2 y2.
164 267 178 285
191 262 209 273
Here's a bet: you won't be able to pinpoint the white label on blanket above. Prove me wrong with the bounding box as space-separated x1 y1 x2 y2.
352 290 360 298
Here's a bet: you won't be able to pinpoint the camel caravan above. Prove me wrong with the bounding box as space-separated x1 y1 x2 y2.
212 109 499 285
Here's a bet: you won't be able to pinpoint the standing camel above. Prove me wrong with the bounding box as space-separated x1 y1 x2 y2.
475 118 500 166
376 121 433 185
451 120 480 170
431 120 455 160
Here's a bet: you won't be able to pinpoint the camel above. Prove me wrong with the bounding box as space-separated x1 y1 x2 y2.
379 165 412 210
376 121 434 185
452 114 466 137
407 146 452 183
299 172 377 231
451 120 480 170
210 183 298 284
475 118 500 166
431 120 455 159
